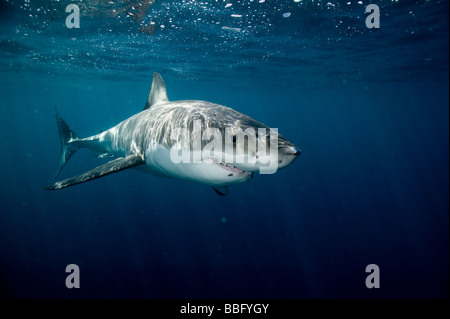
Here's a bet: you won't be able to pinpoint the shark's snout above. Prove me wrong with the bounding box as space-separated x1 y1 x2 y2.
280 145 301 156
277 145 300 169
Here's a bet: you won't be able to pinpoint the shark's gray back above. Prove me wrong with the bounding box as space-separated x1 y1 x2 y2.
104 99 272 155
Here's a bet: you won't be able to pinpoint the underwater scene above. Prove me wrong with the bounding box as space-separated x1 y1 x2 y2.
0 0 448 299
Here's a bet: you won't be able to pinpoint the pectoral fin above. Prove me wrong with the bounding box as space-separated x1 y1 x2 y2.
45 154 145 190
212 186 228 196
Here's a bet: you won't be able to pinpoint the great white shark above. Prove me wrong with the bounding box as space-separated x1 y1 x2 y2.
45 73 300 195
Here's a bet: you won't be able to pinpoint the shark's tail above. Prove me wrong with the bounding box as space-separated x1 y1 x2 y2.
54 110 81 178
46 110 146 191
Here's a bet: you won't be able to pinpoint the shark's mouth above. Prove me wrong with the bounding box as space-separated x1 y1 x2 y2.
211 158 247 175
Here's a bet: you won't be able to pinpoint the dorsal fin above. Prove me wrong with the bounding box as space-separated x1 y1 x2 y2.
144 72 169 109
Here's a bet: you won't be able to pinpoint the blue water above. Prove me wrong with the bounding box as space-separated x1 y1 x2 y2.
0 0 448 298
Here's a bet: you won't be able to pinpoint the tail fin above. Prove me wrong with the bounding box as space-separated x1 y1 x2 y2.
54 110 81 178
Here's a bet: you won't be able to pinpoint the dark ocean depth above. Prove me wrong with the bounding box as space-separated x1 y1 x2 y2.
0 0 448 298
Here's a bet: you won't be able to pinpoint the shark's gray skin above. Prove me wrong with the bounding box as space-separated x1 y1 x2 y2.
45 73 300 195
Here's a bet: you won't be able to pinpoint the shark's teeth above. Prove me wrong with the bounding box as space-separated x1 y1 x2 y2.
211 158 245 174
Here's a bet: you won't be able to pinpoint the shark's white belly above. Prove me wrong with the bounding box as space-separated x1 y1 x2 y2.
140 143 252 186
